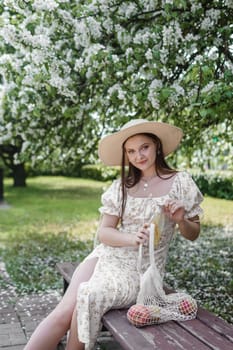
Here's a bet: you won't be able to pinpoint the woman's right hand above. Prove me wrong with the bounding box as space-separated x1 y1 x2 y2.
133 223 150 246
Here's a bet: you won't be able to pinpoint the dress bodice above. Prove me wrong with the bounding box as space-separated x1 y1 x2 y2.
92 171 203 276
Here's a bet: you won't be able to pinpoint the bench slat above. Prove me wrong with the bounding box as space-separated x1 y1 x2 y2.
197 306 233 342
153 320 212 350
177 317 233 350
103 309 176 350
103 309 211 350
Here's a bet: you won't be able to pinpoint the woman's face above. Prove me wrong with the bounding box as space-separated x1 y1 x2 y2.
124 134 157 174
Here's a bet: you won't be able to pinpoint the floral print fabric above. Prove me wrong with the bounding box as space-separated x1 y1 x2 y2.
76 171 203 349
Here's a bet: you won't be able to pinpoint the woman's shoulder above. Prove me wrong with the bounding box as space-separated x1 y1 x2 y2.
174 170 195 181
102 177 122 195
174 170 202 195
170 170 197 191
162 170 191 185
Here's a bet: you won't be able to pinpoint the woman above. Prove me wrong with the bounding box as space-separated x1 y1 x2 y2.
24 119 203 350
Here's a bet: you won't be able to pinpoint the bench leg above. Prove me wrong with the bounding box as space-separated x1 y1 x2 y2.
63 278 69 294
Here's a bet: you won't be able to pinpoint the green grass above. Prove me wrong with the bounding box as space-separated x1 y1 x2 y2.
0 176 104 293
201 196 233 227
1 176 106 240
0 176 232 323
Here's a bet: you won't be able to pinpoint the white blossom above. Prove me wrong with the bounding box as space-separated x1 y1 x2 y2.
191 2 202 13
194 55 203 63
206 9 221 23
148 94 160 109
149 79 163 90
86 67 93 79
162 21 183 48
102 18 113 33
108 83 120 96
168 93 178 108
125 47 133 60
145 49 153 60
133 31 151 45
118 2 137 18
21 141 30 153
116 25 131 46
86 17 102 40
111 55 119 64
126 64 135 73
225 0 233 8
162 0 173 4
82 44 105 65
208 48 219 61
74 21 90 48
148 79 162 109
74 58 85 72
101 71 107 81
185 33 200 42
33 0 58 11
213 37 223 47
200 16 213 30
201 82 215 94
160 48 169 64
132 95 138 106
57 9 75 24
139 0 157 12
118 88 126 100
172 83 185 96
0 25 17 46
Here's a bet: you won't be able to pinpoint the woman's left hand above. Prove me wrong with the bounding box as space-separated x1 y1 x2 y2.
163 199 185 224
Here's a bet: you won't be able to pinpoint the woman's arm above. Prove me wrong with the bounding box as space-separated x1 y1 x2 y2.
163 200 200 241
98 213 149 247
177 216 200 241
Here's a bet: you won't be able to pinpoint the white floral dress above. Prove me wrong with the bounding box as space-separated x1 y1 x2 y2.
76 171 203 349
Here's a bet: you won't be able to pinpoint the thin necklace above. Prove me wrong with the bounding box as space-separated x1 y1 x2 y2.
141 174 157 192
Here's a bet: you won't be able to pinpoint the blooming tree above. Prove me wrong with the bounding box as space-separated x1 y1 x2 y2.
0 0 232 179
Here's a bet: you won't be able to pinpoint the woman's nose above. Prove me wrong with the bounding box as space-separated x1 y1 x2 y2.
136 150 144 160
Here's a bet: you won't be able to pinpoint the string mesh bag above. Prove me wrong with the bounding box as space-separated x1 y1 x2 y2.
127 211 197 327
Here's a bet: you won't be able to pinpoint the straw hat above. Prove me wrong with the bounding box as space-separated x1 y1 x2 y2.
98 119 183 166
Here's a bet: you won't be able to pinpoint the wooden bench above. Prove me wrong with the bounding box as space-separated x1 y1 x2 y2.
56 262 233 350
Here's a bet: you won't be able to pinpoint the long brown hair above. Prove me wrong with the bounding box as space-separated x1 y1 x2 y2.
120 133 177 220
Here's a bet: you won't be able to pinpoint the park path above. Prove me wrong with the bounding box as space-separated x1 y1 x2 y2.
0 289 65 349
0 262 121 350
0 260 66 349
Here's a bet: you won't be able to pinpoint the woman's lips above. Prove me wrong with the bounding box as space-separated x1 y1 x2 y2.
137 160 147 165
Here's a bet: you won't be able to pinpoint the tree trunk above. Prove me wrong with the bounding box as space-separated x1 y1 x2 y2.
12 163 27 187
0 168 4 202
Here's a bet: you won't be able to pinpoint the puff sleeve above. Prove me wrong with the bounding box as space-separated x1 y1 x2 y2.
99 179 122 217
174 172 204 219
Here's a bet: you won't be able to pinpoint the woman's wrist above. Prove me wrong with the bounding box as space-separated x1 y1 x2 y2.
129 234 137 247
178 218 200 241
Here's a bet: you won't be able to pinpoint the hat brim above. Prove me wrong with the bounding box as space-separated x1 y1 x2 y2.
98 121 183 166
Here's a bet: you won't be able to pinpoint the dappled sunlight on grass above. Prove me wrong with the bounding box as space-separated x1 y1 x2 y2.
37 219 99 241
202 196 233 227
1 176 105 238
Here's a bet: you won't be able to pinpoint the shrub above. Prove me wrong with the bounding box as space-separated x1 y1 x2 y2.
191 171 233 200
80 164 120 182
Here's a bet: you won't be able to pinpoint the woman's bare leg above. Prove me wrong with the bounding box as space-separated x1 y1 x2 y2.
65 308 84 350
24 257 98 350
